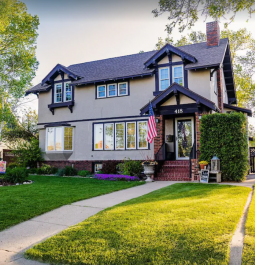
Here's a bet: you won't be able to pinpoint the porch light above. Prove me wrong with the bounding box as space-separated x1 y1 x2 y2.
155 118 160 123
211 155 220 172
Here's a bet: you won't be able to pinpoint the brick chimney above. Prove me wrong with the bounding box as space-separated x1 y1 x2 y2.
206 21 220 47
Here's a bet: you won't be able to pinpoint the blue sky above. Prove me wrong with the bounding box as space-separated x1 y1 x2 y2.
21 0 255 115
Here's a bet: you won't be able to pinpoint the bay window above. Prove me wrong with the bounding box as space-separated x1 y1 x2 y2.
46 127 73 151
93 120 148 150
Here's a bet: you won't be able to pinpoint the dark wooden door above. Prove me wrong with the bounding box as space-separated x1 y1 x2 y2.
250 147 255 173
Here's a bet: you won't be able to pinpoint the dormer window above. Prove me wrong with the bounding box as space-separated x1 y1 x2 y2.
64 82 72 101
159 67 170 91
173 66 183 86
55 83 62 103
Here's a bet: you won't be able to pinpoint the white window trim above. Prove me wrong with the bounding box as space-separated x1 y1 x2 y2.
94 124 104 150
115 122 125 150
97 85 106 98
214 71 218 94
126 122 136 150
64 81 72 102
159 67 170 91
46 127 74 152
107 84 117 97
172 65 184 85
104 123 114 150
175 117 194 160
118 82 128 96
54 83 62 103
137 121 148 150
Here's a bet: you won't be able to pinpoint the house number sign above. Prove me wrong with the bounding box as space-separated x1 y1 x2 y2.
174 109 183 114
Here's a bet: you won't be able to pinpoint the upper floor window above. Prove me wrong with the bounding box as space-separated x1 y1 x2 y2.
54 82 72 103
46 127 73 151
97 85 106 98
54 84 62 103
64 82 72 101
96 82 128 99
159 67 170 91
173 66 183 86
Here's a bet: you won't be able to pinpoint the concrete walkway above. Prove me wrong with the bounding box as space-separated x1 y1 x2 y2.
0 181 176 265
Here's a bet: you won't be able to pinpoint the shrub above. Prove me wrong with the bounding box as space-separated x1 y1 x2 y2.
56 168 65 177
64 166 77 176
101 161 119 174
78 170 91 177
117 158 143 177
28 168 37 174
199 112 249 181
94 174 140 181
5 167 28 183
7 162 20 169
36 164 58 175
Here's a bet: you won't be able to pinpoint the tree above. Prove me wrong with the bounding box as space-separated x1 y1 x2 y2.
0 0 39 141
155 28 255 109
152 0 255 34
2 108 38 148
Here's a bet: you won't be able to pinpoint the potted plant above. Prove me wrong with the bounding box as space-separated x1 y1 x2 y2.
141 156 158 182
199 161 208 170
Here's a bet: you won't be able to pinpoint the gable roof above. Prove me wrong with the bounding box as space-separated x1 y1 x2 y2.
26 39 229 95
144 44 197 68
140 83 218 115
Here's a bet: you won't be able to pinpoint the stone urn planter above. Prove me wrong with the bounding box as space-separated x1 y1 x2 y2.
142 161 158 182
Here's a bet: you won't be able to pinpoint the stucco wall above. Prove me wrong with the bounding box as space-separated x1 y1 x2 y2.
172 54 182 62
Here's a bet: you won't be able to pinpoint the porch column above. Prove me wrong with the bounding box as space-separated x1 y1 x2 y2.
154 115 165 156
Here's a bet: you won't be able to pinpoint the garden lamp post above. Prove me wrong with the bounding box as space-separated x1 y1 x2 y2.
211 155 220 172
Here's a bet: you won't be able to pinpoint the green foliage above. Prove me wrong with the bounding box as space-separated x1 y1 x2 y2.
0 0 39 134
152 0 255 34
117 158 143 176
77 170 91 177
64 166 77 176
36 164 58 175
12 138 43 168
199 112 249 181
28 168 37 174
5 167 28 183
7 162 19 169
101 161 119 174
55 168 65 177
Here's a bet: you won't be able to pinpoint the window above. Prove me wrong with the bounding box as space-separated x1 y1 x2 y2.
126 122 136 149
93 121 148 150
159 67 170 91
107 84 117 97
97 85 106 98
94 163 103 173
54 83 62 103
64 82 72 101
118 82 128 96
138 121 148 149
94 124 103 150
104 123 114 150
46 127 73 151
173 66 183 85
115 123 125 150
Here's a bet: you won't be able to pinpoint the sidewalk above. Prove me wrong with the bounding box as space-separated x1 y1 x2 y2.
0 181 176 265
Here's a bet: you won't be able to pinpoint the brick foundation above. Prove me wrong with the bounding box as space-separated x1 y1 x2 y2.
191 158 199 181
154 115 165 156
43 161 94 172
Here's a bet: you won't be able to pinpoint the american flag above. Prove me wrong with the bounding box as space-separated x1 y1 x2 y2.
147 102 157 143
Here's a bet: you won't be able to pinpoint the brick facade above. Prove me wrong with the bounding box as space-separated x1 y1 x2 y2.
154 115 165 156
217 69 224 112
206 21 220 47
43 160 94 172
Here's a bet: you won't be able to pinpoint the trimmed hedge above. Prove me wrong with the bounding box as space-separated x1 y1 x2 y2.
199 112 249 181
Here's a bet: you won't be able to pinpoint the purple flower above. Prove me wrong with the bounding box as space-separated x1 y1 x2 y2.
93 174 140 181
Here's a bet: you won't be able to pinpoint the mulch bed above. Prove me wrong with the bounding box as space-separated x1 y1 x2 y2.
0 178 33 187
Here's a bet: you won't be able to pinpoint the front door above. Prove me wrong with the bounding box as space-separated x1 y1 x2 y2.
175 117 194 160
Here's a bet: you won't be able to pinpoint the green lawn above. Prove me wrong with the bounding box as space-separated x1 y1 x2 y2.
26 183 250 265
242 186 255 264
0 175 143 231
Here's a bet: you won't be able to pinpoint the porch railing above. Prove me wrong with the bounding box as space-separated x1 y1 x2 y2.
155 142 166 161
189 142 196 179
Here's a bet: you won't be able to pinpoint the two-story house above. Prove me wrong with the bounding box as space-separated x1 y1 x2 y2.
26 21 252 181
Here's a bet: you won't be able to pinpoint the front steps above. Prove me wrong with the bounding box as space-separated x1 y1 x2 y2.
156 160 191 181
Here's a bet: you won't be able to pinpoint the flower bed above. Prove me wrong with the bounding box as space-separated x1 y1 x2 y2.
94 174 140 181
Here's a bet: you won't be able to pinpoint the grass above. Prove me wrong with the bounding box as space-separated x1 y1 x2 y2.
0 175 144 231
26 183 250 265
242 186 255 264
